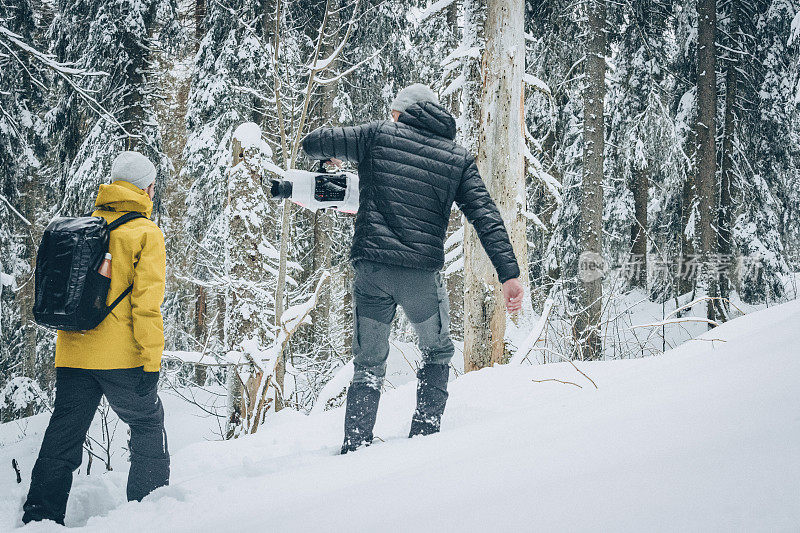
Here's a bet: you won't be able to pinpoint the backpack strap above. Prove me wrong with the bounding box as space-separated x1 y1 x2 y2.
100 285 135 322
102 212 147 318
107 211 146 230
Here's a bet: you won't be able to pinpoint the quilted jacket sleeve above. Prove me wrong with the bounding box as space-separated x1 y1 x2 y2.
301 121 382 164
455 156 521 283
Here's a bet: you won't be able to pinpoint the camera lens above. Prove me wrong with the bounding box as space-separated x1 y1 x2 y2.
270 180 293 199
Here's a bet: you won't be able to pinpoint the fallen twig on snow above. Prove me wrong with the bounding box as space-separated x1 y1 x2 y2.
532 378 583 388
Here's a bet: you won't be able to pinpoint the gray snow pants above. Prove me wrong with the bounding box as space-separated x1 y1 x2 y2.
352 260 454 388
22 367 169 525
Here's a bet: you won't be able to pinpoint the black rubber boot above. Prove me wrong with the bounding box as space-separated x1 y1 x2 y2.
341 383 381 454
409 364 449 438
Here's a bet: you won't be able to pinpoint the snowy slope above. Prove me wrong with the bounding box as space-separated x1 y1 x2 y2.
3 299 800 532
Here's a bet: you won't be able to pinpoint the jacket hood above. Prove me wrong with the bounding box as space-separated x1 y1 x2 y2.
399 101 457 140
95 180 153 217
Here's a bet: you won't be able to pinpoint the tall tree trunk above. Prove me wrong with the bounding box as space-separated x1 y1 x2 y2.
225 132 274 434
188 0 207 385
679 146 696 297
696 0 718 325
225 137 244 438
717 0 738 320
464 0 527 371
272 0 291 413
311 209 332 351
194 286 207 384
444 0 464 339
631 164 648 290
575 0 606 360
195 0 205 52
310 0 339 360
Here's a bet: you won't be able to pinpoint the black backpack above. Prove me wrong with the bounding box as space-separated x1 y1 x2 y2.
33 211 145 331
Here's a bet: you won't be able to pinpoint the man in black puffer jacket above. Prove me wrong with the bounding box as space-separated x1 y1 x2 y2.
302 83 524 453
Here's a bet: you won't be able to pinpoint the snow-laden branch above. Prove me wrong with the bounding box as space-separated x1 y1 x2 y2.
416 0 457 22
312 43 388 86
440 43 481 69
0 25 134 138
441 74 464 97
307 37 348 71
523 125 562 205
510 297 554 365
789 11 800 45
523 73 551 96
0 194 32 226
306 0 361 74
629 316 721 330
664 296 744 321
240 271 332 434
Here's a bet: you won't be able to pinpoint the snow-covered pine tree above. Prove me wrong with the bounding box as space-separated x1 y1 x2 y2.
0 0 51 417
666 0 700 299
732 0 797 303
51 0 174 218
525 0 584 359
181 0 279 429
605 0 675 294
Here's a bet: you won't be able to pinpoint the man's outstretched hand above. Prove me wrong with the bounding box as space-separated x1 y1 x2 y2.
325 158 343 169
502 278 524 314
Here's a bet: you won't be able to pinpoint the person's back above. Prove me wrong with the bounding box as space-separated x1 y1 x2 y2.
22 151 169 525
304 97 519 284
302 84 524 453
56 179 166 373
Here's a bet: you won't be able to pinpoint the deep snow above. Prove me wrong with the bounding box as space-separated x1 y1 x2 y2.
2 299 799 532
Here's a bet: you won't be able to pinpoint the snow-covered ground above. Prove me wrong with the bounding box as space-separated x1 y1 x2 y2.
2 298 800 531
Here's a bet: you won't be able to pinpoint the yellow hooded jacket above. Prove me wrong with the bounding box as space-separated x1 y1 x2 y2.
55 180 166 372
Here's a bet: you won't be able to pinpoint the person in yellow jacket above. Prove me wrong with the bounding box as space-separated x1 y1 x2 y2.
23 151 169 526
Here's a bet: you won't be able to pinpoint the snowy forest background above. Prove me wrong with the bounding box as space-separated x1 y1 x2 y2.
2 0 799 429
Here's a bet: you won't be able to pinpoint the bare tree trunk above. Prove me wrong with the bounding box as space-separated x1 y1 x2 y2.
696 0 718 325
444 0 464 339
273 0 347 409
679 149 696 297
21 230 38 416
575 0 606 360
446 210 464 340
193 286 207 384
717 0 738 320
311 209 332 350
194 0 205 52
272 0 292 412
464 0 528 371
631 164 648 290
310 1 339 359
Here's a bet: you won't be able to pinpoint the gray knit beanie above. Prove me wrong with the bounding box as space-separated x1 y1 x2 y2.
110 151 156 189
390 83 439 113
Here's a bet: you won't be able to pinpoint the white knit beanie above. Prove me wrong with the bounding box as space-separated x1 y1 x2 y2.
110 151 156 189
390 83 439 113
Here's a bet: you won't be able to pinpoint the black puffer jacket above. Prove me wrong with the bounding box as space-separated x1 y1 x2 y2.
301 101 520 283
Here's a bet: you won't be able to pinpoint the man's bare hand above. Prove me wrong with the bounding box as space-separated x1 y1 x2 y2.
502 278 524 314
326 158 343 169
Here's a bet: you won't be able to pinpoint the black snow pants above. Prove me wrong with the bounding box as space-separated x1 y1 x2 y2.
22 367 169 525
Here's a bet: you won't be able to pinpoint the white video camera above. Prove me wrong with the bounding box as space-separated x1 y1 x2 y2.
269 161 359 213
